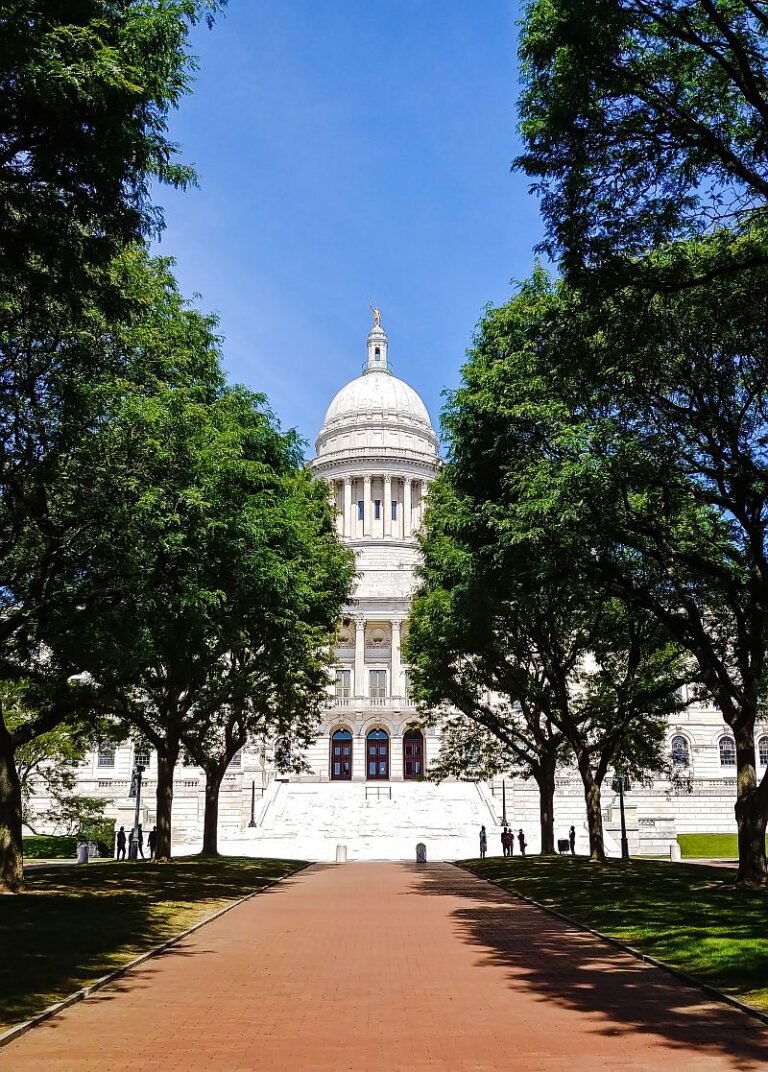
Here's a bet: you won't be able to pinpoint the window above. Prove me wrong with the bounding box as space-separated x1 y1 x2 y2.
374 499 381 520
719 736 736 767
229 749 243 768
97 742 115 768
135 747 150 769
369 670 387 699
357 500 364 520
759 736 768 766
670 735 689 767
391 500 398 521
335 669 351 699
374 347 381 361
403 671 411 699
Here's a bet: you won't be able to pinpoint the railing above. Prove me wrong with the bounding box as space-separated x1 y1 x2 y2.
330 696 417 708
365 786 392 800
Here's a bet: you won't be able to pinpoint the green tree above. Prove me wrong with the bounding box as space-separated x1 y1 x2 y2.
453 259 768 882
0 0 223 303
517 0 768 280
78 387 353 860
0 250 226 890
406 479 565 854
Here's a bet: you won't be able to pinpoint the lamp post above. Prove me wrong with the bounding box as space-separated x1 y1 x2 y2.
248 779 257 827
501 779 507 826
128 763 145 860
611 772 631 861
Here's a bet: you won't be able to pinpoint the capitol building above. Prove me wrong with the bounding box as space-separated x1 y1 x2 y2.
27 315 762 860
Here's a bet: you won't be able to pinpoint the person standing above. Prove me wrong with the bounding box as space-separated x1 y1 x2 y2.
137 823 145 859
116 826 127 861
569 825 576 855
501 827 510 857
147 826 158 860
518 828 527 858
479 825 487 859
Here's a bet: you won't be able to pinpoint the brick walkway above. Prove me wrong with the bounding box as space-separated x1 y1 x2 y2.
5 863 768 1071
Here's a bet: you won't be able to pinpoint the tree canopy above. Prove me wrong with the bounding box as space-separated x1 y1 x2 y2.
517 0 768 281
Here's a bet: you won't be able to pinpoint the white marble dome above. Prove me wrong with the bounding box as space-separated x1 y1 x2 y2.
322 369 433 429
314 321 439 463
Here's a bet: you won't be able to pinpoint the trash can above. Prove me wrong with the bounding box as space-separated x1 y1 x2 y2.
416 842 427 863
335 844 347 863
76 841 89 865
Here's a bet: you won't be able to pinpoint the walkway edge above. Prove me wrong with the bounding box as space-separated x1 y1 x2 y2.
0 861 310 1050
454 862 768 1029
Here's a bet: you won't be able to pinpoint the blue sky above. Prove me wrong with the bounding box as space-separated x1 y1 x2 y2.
154 0 541 452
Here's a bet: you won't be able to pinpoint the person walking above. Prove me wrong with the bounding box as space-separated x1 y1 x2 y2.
479 825 487 859
569 825 576 855
147 826 158 860
116 826 127 861
518 828 527 858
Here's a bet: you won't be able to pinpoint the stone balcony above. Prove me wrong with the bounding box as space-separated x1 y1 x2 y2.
328 695 417 709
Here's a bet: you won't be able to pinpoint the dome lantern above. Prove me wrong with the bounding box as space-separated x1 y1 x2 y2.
365 306 388 372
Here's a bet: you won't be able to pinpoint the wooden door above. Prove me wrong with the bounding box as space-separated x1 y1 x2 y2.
367 730 389 779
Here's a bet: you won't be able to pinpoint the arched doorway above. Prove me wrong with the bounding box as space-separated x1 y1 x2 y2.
403 728 424 779
367 728 389 780
330 728 352 780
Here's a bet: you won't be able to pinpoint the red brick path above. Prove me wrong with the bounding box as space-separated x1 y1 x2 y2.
4 863 768 1071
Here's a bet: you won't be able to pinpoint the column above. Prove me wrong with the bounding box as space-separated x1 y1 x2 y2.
391 620 401 698
354 616 366 697
333 481 343 536
384 474 392 538
343 476 352 539
363 475 372 537
403 477 413 539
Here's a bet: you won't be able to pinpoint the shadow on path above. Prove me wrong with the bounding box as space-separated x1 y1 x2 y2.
411 864 768 1070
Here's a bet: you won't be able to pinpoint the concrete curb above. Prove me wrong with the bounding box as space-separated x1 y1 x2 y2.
454 862 768 1029
0 861 310 1050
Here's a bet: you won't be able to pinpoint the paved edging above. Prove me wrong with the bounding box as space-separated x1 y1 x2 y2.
0 861 310 1049
454 862 768 1029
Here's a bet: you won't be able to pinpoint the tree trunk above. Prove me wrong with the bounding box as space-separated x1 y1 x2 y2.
155 739 179 860
201 767 224 857
0 723 24 893
578 760 605 862
734 724 768 885
536 755 557 855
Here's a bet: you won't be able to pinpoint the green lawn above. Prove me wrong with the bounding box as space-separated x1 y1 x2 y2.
677 833 743 858
0 856 305 1032
462 855 768 1010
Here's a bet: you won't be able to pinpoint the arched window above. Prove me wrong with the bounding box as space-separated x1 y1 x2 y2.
759 736 768 766
671 735 689 767
97 742 115 768
719 736 736 767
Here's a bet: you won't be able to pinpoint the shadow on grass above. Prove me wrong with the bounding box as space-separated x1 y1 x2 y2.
0 856 305 1030
410 861 768 1070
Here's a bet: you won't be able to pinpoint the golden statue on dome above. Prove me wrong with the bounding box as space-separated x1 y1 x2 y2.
370 304 382 328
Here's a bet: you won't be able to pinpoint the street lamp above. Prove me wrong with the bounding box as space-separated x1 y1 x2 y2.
611 772 631 861
128 763 145 860
248 779 257 827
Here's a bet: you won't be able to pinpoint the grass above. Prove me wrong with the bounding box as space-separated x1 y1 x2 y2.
461 855 768 1011
0 855 305 1032
678 832 743 858
22 835 78 859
